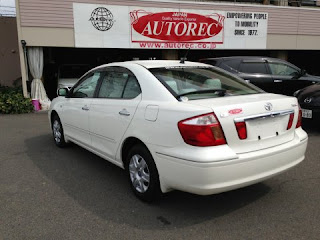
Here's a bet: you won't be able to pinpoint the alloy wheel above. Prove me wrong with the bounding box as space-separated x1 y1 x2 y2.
53 120 62 143
129 154 150 193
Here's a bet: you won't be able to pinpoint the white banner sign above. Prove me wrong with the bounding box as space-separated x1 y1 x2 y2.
74 3 268 49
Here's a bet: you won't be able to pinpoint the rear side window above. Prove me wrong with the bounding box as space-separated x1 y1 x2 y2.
239 62 268 74
123 76 141 99
98 68 141 99
219 59 241 73
98 71 128 98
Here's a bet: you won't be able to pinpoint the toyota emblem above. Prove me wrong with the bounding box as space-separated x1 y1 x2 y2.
304 97 312 103
265 102 273 111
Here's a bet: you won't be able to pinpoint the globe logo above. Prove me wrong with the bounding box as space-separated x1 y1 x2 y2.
89 7 114 31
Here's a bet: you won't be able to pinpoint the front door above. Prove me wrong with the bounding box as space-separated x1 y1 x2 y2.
62 71 101 147
268 61 308 96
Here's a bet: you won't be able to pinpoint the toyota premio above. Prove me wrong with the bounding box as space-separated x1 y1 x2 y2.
49 60 308 202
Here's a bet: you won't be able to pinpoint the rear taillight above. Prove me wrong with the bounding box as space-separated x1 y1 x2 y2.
296 108 302 128
178 113 226 147
287 107 302 130
235 121 247 140
287 113 294 130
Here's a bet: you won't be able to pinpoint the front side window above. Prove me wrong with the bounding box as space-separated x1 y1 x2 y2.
239 62 268 74
268 62 299 76
71 72 101 98
149 67 262 100
98 68 141 99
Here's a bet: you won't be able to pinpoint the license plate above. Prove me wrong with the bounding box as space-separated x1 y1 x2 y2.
302 109 312 119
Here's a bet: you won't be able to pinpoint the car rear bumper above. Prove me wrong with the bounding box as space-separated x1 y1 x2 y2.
153 129 308 195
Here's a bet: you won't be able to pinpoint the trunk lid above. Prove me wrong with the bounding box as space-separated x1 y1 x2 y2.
185 93 299 154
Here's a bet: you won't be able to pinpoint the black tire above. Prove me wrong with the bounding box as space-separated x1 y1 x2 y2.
51 114 68 148
125 144 162 202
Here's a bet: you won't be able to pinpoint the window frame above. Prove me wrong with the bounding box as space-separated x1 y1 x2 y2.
239 60 269 75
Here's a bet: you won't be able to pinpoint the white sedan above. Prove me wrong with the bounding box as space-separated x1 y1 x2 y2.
49 60 308 202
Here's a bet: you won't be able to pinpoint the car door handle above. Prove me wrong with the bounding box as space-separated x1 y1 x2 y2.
119 109 130 116
82 106 89 111
274 79 283 83
245 79 250 83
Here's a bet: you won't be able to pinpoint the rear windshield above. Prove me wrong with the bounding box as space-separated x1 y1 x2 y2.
149 67 262 100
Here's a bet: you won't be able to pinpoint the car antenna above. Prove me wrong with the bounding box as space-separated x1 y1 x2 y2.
180 48 191 64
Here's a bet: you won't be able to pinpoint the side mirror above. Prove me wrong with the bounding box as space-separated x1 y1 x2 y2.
300 69 307 77
293 69 307 79
57 88 69 97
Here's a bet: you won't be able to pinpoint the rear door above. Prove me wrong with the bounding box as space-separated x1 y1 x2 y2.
89 67 142 160
238 60 273 93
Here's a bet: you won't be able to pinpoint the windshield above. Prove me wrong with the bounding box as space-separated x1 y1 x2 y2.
149 67 262 100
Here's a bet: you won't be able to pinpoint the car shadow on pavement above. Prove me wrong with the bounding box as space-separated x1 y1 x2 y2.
26 134 271 230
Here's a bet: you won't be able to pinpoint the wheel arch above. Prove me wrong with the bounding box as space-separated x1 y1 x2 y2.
121 136 163 201
121 137 149 168
50 110 59 126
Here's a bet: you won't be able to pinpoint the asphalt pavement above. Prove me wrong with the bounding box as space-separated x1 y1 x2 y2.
0 112 320 240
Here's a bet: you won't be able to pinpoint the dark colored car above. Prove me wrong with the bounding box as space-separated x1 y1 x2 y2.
295 83 320 122
200 57 320 96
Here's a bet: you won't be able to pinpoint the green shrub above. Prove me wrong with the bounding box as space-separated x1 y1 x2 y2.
0 86 34 114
